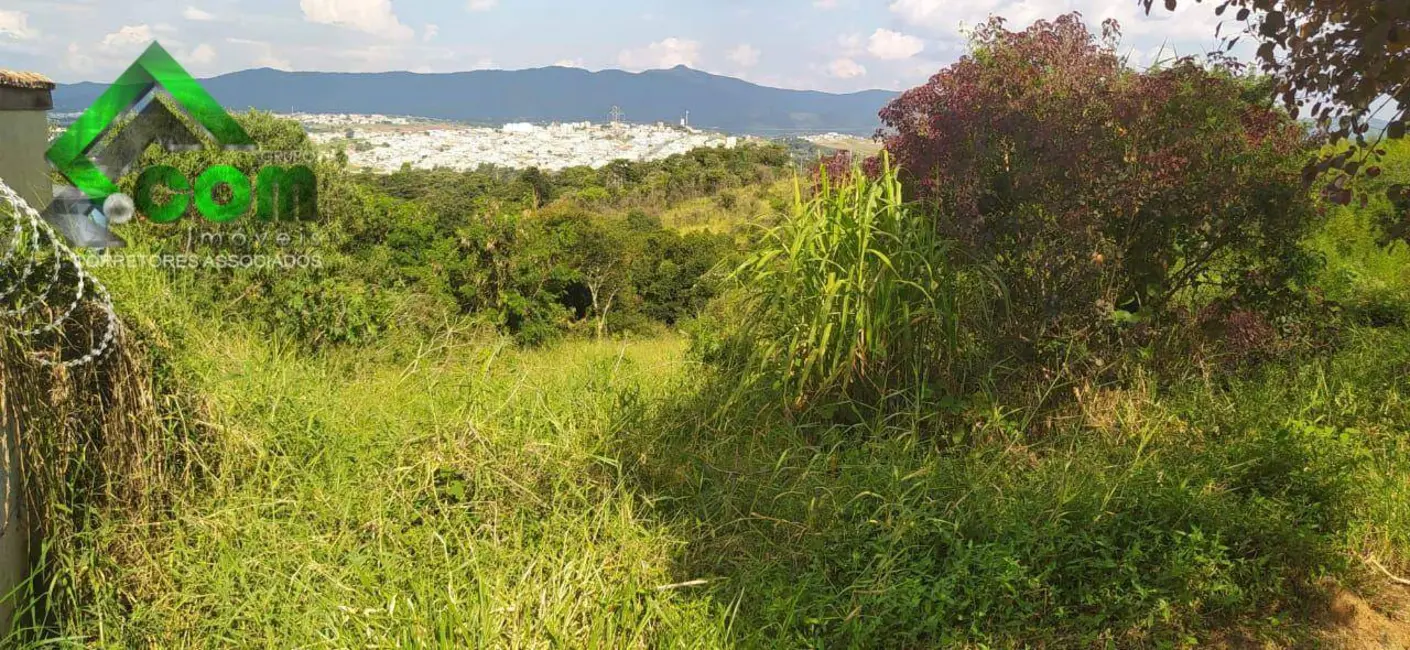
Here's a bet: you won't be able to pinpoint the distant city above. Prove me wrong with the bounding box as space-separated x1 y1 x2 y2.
50 110 874 174
299 112 746 172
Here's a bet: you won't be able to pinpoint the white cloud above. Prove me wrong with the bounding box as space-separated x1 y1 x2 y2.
1093 0 1222 41
888 0 1221 45
256 54 292 70
617 37 701 70
468 0 499 10
423 24 439 42
888 0 957 29
727 44 760 67
814 0 839 7
828 57 866 79
188 43 216 65
837 33 864 57
907 60 943 78
555 58 586 68
227 38 292 70
0 10 36 40
868 28 924 60
101 25 155 50
64 42 95 74
300 0 414 40
182 6 216 21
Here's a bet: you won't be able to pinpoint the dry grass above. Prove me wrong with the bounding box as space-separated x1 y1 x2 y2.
0 303 207 642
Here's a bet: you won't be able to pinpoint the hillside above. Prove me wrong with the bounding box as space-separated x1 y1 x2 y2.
13 91 1410 650
53 65 898 136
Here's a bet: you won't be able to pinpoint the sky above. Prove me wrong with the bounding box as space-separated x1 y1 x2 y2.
0 0 1237 92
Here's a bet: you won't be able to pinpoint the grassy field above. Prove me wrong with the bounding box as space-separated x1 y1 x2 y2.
45 267 728 646
809 136 885 158
6 124 1410 646
655 180 790 234
14 196 1410 647
8 15 1407 644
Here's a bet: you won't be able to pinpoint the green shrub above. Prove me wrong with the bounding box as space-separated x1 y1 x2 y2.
1312 139 1410 327
727 156 968 412
116 110 754 351
877 15 1322 363
641 323 1410 646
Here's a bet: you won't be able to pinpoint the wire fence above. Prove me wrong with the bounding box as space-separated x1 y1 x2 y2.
0 179 117 368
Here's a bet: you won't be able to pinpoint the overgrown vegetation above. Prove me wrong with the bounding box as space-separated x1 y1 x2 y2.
5 11 1410 649
1145 0 1409 233
717 157 972 414
872 16 1324 377
117 109 790 347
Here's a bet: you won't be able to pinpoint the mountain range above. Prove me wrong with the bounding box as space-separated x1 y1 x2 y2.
52 65 899 136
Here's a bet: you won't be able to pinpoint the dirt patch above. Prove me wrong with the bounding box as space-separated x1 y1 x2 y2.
1317 585 1410 649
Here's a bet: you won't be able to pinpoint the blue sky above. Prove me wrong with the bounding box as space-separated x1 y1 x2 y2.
0 0 1235 92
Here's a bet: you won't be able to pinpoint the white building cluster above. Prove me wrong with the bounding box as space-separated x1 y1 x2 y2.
801 132 857 144
301 115 741 172
289 112 414 127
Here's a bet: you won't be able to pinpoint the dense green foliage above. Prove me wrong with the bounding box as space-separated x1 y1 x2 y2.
678 74 1410 645
1313 138 1410 327
11 13 1410 649
363 144 791 211
645 327 1410 647
1148 0 1408 233
876 16 1321 369
719 157 970 413
117 109 792 347
17 176 1410 645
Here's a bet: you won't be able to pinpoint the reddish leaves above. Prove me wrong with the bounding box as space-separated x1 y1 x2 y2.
874 14 1317 346
1148 0 1410 240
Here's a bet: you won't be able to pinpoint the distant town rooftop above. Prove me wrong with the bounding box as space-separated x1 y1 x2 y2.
0 70 56 91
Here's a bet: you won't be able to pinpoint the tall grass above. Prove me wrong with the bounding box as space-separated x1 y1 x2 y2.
729 156 964 412
12 143 1410 648
0 258 216 645
4 266 731 647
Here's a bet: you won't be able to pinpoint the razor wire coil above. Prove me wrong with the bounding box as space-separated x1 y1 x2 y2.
0 179 119 368
0 226 61 319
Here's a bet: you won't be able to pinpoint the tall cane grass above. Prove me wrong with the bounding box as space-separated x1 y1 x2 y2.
731 154 961 412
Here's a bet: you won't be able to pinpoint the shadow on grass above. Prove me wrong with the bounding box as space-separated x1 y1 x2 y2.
611 344 1410 648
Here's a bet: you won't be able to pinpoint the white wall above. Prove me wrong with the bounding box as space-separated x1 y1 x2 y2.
0 109 54 211
0 102 53 635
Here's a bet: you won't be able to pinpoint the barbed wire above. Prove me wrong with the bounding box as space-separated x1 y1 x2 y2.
0 179 119 368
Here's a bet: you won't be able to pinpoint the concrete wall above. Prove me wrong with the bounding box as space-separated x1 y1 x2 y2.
0 90 53 636
0 418 24 635
0 108 53 212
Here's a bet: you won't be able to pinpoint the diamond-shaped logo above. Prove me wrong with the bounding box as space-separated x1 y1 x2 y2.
45 42 255 247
